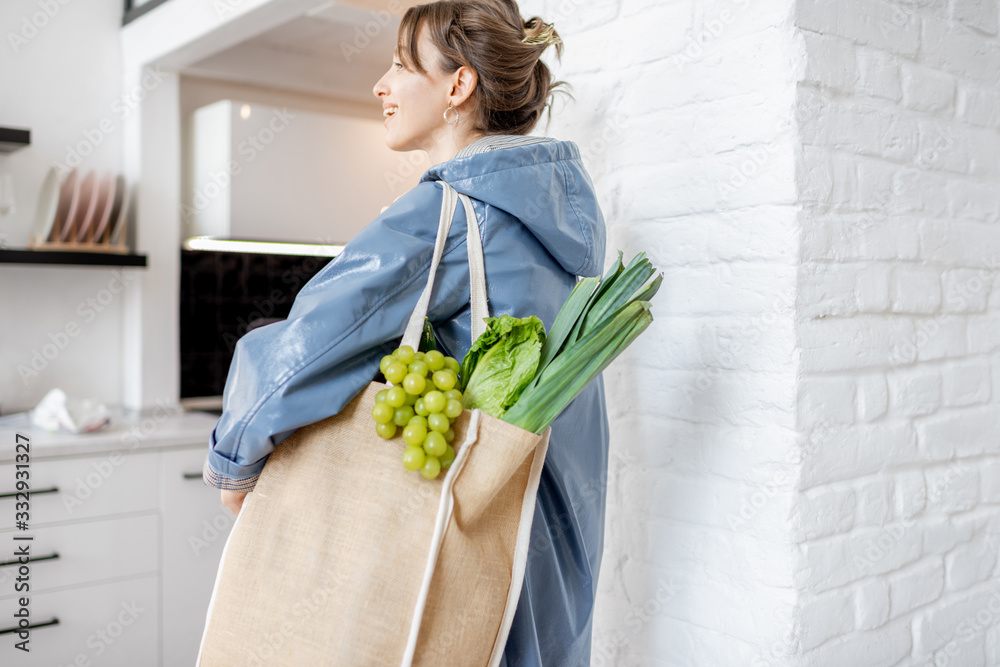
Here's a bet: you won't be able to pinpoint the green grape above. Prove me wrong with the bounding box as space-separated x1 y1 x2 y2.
423 390 446 414
403 372 427 395
386 385 407 407
432 369 457 391
444 399 463 420
424 350 445 372
384 362 407 384
414 398 429 417
404 391 419 406
375 389 389 403
402 446 425 471
393 405 415 426
423 431 447 457
444 427 455 443
407 415 428 429
420 455 441 480
372 402 394 425
393 345 415 364
440 445 456 469
414 351 426 361
403 422 427 447
408 360 430 379
427 412 449 434
444 389 463 403
375 422 396 439
444 356 460 374
379 355 395 374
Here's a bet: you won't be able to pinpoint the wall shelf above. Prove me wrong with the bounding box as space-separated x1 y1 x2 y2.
0 126 30 154
0 248 147 267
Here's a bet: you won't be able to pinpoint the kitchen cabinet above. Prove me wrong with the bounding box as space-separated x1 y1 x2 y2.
0 575 159 666
0 409 227 666
161 447 237 667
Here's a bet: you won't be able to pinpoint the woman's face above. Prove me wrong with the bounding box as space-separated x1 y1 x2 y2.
372 27 454 154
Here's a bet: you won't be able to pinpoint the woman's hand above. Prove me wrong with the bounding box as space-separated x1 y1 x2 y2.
221 489 249 516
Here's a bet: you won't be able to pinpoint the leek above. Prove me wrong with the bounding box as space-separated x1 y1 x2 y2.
460 251 661 434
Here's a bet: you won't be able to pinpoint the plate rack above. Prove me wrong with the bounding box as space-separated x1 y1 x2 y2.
28 206 129 254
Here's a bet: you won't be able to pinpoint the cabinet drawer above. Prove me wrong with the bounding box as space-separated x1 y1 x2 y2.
162 447 234 667
0 514 158 596
0 574 157 667
0 451 158 530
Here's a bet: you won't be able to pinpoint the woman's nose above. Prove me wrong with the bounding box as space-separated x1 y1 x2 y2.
373 73 388 99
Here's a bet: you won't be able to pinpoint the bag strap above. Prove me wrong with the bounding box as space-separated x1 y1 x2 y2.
398 181 492 667
400 409 483 667
400 181 489 349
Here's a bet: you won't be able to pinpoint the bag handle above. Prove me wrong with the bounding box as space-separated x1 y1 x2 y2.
400 409 483 667
400 181 489 350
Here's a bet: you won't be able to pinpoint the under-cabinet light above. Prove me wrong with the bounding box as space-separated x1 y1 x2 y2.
183 236 344 256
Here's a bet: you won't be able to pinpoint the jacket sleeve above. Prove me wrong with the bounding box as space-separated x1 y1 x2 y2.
203 181 476 491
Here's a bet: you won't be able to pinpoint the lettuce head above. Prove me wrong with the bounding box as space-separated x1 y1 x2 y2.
459 315 546 419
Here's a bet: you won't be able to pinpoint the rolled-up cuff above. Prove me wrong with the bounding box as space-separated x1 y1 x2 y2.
202 458 259 492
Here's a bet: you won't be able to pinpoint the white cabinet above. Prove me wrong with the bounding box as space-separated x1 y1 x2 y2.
0 450 159 529
0 410 228 666
0 575 158 667
161 447 235 667
0 514 158 593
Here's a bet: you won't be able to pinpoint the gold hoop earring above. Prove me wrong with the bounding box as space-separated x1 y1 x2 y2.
443 104 460 126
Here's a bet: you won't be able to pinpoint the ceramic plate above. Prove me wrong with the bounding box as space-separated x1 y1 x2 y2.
52 169 79 242
30 166 61 246
69 171 99 243
90 173 117 244
79 172 113 242
109 178 129 246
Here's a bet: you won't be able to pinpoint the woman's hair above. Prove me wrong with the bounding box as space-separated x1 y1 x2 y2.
396 0 568 136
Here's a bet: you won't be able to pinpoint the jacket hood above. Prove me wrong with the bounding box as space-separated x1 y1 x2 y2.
420 138 606 278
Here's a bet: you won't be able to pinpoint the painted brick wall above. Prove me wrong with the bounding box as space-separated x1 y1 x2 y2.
793 0 1000 664
522 0 804 663
522 0 1000 664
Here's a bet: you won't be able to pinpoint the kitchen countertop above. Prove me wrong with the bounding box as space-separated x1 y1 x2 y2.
0 406 219 462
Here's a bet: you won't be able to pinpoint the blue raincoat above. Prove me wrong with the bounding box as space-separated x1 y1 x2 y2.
203 134 610 666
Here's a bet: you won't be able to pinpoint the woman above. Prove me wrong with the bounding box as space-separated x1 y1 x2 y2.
202 1 610 664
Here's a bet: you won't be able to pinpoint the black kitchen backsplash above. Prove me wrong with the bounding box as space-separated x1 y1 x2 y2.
179 249 334 399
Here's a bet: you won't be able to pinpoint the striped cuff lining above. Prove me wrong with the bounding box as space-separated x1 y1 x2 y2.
202 458 260 492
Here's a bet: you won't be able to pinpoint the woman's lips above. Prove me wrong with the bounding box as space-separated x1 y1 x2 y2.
383 107 397 127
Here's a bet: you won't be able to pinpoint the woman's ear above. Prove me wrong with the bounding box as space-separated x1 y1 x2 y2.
450 65 478 109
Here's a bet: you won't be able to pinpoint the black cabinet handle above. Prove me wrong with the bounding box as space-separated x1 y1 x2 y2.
182 472 203 480
0 552 59 567
0 486 58 499
0 617 59 635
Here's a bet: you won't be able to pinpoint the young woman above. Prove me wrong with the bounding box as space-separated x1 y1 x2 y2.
203 1 611 664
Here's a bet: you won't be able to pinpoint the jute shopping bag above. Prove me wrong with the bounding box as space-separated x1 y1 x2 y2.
197 182 550 667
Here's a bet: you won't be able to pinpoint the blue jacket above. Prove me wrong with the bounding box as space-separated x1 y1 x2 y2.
203 135 610 666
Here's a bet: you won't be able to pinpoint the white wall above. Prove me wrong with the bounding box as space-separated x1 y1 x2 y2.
0 0 129 415
793 0 1000 664
521 0 804 663
183 99 424 243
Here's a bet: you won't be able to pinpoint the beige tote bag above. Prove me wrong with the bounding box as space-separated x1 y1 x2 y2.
197 181 550 667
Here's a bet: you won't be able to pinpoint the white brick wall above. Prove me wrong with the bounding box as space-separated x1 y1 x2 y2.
790 0 1000 660
524 0 1000 664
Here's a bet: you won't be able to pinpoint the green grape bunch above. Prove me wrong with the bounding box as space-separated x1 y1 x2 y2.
371 345 464 480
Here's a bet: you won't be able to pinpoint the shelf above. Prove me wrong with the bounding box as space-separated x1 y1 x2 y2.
0 248 147 267
0 126 30 154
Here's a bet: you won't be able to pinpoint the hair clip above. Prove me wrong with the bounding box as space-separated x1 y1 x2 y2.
521 23 561 47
